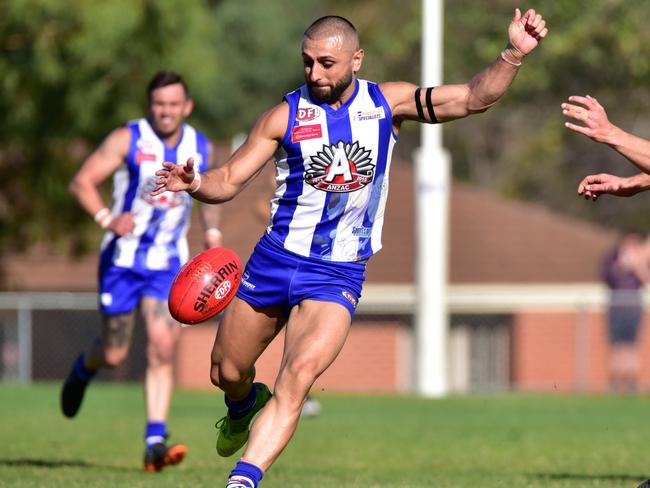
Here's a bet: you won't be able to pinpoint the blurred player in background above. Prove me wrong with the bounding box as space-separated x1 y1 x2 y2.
61 71 222 472
154 11 547 488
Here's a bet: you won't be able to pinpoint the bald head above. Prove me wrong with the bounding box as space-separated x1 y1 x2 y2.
303 16 359 51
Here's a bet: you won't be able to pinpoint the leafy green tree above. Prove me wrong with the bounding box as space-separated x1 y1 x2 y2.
0 0 219 254
4 0 650 269
444 0 650 232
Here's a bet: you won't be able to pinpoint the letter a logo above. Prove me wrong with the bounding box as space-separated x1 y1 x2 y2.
325 142 352 183
305 140 375 193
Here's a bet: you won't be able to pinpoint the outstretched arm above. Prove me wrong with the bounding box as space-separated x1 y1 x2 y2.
577 172 650 201
562 95 650 175
152 103 288 204
386 8 548 125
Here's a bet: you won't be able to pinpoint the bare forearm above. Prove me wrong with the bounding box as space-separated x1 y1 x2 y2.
605 127 650 174
69 178 108 216
466 46 523 113
189 169 239 204
623 173 650 194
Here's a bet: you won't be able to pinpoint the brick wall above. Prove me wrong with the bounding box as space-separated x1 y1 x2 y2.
175 310 650 393
175 319 412 392
511 311 650 392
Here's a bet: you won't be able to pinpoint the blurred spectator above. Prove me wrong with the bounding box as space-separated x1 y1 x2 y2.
602 234 650 392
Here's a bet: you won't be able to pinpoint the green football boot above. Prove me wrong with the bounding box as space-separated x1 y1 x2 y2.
215 383 272 457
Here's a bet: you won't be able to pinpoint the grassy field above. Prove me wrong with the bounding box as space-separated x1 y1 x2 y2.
0 383 649 487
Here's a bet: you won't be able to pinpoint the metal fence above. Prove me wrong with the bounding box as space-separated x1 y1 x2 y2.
0 292 148 384
0 284 623 391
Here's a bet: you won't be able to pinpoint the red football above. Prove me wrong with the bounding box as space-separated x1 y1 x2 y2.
168 247 242 325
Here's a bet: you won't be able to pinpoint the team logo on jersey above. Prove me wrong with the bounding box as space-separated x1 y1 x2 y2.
296 107 321 122
140 178 186 209
305 141 374 193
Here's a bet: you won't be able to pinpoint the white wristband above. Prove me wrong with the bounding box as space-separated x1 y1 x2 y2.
99 214 114 229
205 228 222 239
94 208 114 229
94 208 110 223
500 49 522 67
188 172 202 193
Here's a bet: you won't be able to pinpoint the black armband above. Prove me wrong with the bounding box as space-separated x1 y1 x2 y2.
414 86 439 124
414 87 425 120
425 87 439 123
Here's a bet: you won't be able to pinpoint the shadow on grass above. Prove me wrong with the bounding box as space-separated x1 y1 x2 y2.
535 472 648 483
0 458 135 472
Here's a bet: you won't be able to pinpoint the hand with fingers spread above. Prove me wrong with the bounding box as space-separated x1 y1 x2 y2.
508 8 548 56
561 95 617 144
566 93 650 199
152 157 198 196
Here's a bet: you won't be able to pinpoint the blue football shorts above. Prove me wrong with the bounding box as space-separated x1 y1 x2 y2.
98 264 178 316
236 233 366 318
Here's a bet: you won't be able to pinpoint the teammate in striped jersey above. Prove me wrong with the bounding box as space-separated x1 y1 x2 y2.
60 71 222 472
154 11 547 487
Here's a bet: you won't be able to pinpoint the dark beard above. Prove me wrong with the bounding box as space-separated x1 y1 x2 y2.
309 72 353 105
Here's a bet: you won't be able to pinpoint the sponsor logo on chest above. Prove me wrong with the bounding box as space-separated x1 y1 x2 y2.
297 107 321 122
136 139 158 164
292 106 323 143
351 106 386 122
292 124 322 143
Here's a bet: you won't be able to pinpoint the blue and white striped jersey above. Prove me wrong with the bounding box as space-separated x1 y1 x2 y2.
267 79 397 262
100 118 209 271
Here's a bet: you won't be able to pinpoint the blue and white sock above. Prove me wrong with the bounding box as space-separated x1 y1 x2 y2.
225 385 258 420
226 460 264 488
145 421 167 447
74 354 97 383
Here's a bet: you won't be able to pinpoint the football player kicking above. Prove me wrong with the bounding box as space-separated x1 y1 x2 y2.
153 11 547 488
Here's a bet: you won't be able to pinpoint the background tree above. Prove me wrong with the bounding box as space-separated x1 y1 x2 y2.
2 0 650 266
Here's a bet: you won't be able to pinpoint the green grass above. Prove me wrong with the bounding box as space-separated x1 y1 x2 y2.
0 383 649 487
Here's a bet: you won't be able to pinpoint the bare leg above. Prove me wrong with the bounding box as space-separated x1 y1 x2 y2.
210 297 285 399
60 311 135 419
141 297 180 422
85 312 136 370
242 300 351 471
